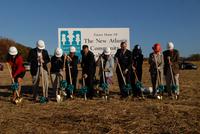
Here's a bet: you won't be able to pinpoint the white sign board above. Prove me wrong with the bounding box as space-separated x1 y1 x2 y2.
58 28 130 59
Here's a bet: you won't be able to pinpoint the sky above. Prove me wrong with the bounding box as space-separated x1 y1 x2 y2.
0 0 199 57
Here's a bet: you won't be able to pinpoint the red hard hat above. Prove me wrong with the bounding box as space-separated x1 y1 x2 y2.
153 43 162 53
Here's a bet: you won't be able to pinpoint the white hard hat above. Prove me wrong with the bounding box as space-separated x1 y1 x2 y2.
9 46 18 56
37 40 45 50
70 46 76 53
55 48 63 58
167 42 174 50
103 47 111 55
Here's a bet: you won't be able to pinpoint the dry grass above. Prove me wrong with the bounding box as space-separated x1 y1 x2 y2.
0 61 200 134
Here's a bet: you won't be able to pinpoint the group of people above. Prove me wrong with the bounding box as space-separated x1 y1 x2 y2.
6 39 180 104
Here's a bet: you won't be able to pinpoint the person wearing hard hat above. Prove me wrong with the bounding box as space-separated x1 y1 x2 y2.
149 43 164 98
163 42 180 99
81 45 96 99
114 42 132 99
27 40 50 102
131 44 144 97
96 47 114 97
6 46 26 103
50 48 65 99
65 46 79 98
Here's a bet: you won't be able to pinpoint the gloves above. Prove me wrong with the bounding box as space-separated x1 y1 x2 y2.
65 55 72 62
123 69 128 75
83 74 88 79
132 66 136 71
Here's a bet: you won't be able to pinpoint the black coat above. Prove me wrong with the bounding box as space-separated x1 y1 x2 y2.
50 55 64 73
81 51 96 77
163 49 180 75
66 55 78 78
132 51 143 71
27 48 50 76
115 49 132 71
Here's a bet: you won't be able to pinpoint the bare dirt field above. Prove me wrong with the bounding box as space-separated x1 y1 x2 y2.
0 61 200 134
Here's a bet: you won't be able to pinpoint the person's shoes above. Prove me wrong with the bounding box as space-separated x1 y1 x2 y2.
45 97 49 102
175 94 179 100
70 95 74 99
33 96 39 103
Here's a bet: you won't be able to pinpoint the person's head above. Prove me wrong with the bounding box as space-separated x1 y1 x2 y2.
55 47 63 58
152 43 162 53
167 42 174 51
70 46 76 56
82 45 89 55
120 42 127 50
103 47 111 58
36 40 45 52
133 44 142 54
8 46 18 58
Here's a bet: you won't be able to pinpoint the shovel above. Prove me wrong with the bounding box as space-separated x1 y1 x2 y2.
79 77 88 101
168 57 178 100
154 54 164 100
132 66 144 99
67 61 74 99
99 57 109 100
116 59 131 96
57 56 68 102
39 63 48 104
6 63 22 104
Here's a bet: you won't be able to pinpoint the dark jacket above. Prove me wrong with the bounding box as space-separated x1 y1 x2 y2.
27 48 50 76
50 55 64 73
115 49 132 71
81 51 96 77
66 55 78 77
132 50 143 71
163 49 180 75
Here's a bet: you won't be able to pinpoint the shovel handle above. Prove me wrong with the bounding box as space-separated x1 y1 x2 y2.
116 58 126 85
132 66 139 82
40 66 45 97
101 57 106 84
68 62 72 85
82 77 85 87
168 57 175 85
82 77 87 100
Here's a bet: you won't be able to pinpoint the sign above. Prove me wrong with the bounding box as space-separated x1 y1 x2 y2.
58 28 130 59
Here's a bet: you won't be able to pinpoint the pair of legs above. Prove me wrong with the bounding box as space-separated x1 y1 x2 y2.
165 69 180 96
32 67 49 100
85 75 94 98
12 72 25 102
116 69 131 98
150 70 164 97
12 78 22 102
51 72 63 97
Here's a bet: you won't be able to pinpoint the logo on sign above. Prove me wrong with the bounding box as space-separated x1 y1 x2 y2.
60 30 81 58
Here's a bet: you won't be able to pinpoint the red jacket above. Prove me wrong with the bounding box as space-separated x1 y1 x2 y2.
8 55 25 78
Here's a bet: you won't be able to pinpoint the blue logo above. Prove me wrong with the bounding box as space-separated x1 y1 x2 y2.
60 30 81 58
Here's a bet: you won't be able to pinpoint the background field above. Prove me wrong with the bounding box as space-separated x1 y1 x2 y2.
0 61 200 134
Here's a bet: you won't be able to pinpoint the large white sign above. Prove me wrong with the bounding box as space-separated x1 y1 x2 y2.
58 28 130 59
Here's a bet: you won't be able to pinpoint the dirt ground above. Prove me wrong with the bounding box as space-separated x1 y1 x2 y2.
0 61 200 134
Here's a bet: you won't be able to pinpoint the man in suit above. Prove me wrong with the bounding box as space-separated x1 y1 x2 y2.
163 42 180 99
115 42 132 98
81 45 96 99
27 40 50 102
